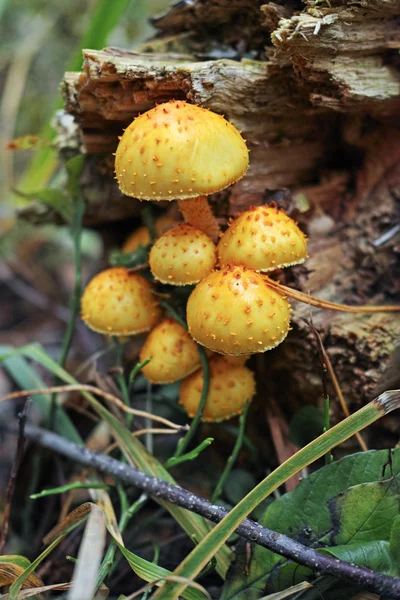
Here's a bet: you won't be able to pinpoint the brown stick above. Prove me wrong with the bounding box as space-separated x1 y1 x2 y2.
265 278 400 313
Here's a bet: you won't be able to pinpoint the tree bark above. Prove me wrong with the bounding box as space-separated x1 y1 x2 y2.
54 0 400 418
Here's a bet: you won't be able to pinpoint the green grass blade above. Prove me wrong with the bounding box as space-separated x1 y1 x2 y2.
0 343 232 579
150 391 400 599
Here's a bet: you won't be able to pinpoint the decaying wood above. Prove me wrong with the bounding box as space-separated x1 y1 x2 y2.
56 0 400 411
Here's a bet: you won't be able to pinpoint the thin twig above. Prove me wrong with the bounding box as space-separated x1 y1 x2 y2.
0 385 186 431
0 400 29 552
306 320 368 452
8 419 400 599
265 279 400 313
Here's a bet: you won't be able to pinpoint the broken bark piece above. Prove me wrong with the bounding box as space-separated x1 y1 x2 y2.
62 49 339 204
268 0 400 119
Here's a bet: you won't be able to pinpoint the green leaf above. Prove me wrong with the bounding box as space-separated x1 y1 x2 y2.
222 450 400 599
321 540 399 577
289 407 325 447
0 556 31 569
0 346 81 444
117 543 207 600
14 188 73 222
390 514 400 564
325 479 399 546
65 155 85 199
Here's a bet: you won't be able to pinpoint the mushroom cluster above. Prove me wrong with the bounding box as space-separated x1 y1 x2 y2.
80 98 400 425
80 99 310 423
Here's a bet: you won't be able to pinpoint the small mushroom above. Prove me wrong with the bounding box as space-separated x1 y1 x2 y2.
218 204 308 272
149 223 217 286
122 215 177 253
139 318 201 383
114 100 248 242
81 267 161 336
179 356 256 422
186 265 291 355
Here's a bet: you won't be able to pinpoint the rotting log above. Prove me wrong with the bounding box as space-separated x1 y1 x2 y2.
45 0 400 420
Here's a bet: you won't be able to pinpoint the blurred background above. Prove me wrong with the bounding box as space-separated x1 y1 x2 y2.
0 0 171 541
0 0 170 347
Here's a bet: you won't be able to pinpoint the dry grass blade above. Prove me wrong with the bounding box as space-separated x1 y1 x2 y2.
1 582 109 599
0 385 186 431
67 505 107 600
265 279 400 313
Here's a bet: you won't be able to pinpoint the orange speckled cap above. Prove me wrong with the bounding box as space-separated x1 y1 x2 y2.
179 356 256 422
218 205 308 272
140 319 201 384
114 100 248 200
186 265 291 355
81 267 161 335
149 224 217 285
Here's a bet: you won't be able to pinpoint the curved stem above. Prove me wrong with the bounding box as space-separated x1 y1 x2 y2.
264 278 400 313
178 196 220 243
169 346 210 461
211 402 250 503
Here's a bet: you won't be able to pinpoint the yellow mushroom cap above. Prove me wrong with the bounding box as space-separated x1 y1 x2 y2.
139 319 201 384
149 224 217 286
179 356 256 422
186 265 291 355
122 226 151 253
81 267 161 335
115 100 249 201
218 205 308 272
122 215 177 253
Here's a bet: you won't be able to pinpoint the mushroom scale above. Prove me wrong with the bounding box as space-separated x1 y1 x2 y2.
81 267 161 336
140 319 201 384
114 100 248 201
149 223 217 286
218 204 308 272
186 265 291 355
179 356 256 422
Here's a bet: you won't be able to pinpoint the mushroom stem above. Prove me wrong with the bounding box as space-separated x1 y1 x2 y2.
264 278 400 313
178 196 220 243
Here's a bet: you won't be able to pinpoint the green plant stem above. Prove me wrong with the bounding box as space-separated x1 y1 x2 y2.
31 481 108 499
211 403 250 503
159 300 210 463
129 357 152 387
142 205 157 243
165 439 214 469
58 196 85 368
146 379 154 454
170 346 209 462
324 395 333 465
113 337 132 429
